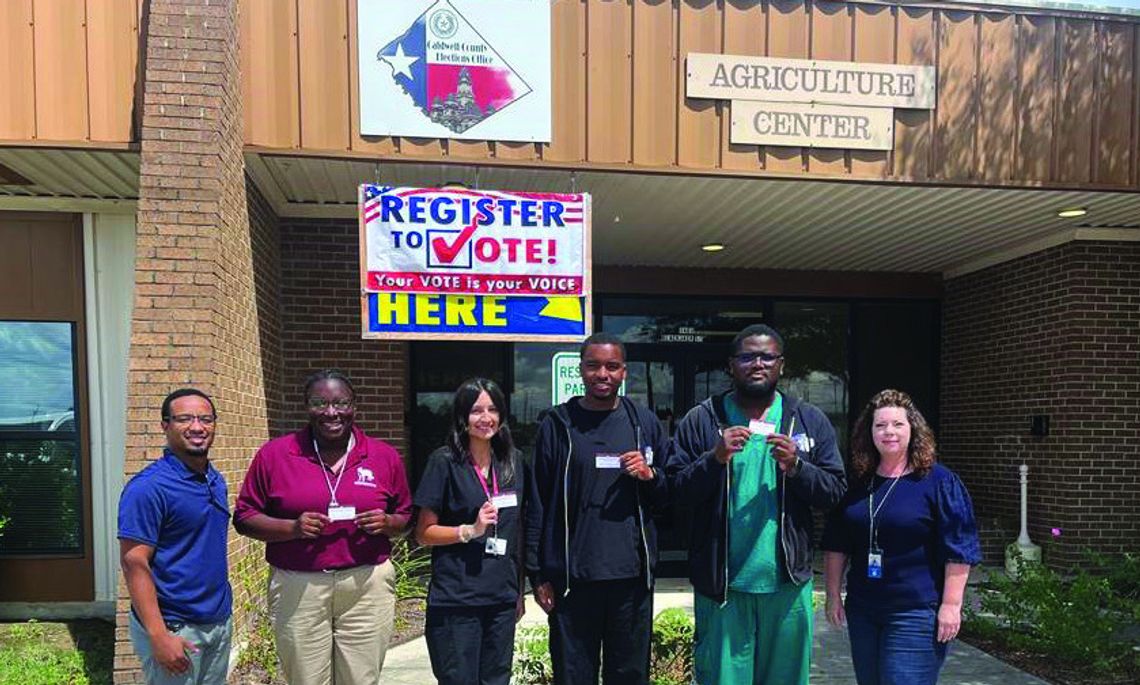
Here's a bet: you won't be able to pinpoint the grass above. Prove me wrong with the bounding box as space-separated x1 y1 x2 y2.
0 620 113 685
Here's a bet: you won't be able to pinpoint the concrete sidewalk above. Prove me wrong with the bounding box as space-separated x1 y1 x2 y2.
381 578 1048 684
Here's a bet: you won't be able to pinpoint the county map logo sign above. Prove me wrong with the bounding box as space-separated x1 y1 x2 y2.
358 0 551 142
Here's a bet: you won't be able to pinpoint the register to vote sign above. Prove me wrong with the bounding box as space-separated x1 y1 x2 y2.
360 184 591 342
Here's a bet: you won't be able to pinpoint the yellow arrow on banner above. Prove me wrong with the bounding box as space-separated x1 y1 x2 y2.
539 297 583 322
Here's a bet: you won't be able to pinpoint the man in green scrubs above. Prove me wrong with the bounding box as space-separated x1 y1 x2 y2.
668 324 847 684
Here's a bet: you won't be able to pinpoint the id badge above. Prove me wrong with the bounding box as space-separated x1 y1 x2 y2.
594 453 622 469
485 537 507 556
643 446 654 466
748 419 778 437
328 505 356 521
867 552 883 579
491 492 518 509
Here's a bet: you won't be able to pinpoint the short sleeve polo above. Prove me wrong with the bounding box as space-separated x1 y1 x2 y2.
233 425 413 572
117 451 232 625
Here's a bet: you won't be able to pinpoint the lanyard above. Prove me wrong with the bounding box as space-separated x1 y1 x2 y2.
472 460 500 541
314 434 355 507
867 474 902 552
471 460 498 500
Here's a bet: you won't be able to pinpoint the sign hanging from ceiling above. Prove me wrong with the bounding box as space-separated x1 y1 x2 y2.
360 184 592 342
357 0 552 142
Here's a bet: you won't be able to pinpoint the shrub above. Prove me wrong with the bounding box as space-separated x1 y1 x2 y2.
232 551 279 681
390 536 431 600
513 626 554 685
966 550 1139 674
651 608 694 685
511 608 696 685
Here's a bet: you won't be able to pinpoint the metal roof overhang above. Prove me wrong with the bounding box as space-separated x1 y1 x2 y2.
1 147 1136 278
244 153 1140 278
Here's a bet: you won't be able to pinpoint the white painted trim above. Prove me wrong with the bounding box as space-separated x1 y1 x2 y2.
83 214 114 603
942 229 1077 278
83 213 137 603
1073 228 1140 242
942 228 1140 279
0 196 136 213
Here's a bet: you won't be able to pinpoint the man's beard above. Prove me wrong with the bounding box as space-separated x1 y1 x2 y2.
736 377 777 401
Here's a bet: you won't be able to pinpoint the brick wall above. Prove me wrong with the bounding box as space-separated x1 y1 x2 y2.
941 240 1140 568
248 182 287 438
116 1 281 681
279 218 409 454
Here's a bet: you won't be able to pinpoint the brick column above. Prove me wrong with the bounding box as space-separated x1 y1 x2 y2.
940 241 1140 569
115 1 280 681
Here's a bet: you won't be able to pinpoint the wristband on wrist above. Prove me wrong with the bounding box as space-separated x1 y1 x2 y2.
458 524 472 543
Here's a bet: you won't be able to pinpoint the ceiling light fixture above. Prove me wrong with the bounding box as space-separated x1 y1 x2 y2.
701 243 726 252
1056 207 1088 218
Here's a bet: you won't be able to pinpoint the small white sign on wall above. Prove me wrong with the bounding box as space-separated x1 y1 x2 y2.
357 0 552 142
730 101 895 150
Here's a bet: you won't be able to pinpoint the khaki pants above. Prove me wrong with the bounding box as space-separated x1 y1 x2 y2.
268 561 396 685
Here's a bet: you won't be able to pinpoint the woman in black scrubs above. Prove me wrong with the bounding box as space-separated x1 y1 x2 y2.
414 377 526 685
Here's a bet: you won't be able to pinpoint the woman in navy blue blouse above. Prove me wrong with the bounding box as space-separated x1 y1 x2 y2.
822 389 981 685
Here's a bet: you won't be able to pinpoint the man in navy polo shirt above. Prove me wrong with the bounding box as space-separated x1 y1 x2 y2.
119 388 232 685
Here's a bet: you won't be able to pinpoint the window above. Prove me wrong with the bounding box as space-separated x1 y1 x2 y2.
0 321 84 555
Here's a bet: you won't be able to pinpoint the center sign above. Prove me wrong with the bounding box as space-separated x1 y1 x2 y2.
687 53 935 151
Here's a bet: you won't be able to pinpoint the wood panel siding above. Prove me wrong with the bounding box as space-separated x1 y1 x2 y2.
850 3 893 179
632 0 676 167
0 0 137 144
1 1 1135 189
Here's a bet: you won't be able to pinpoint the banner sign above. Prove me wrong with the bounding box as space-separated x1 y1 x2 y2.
361 185 588 297
687 54 935 109
730 101 894 150
357 0 551 142
360 184 592 342
363 293 587 340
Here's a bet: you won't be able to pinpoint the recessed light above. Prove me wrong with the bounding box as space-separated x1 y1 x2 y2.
1057 207 1088 218
701 243 725 252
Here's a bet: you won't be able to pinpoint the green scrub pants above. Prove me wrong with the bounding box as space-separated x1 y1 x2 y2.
693 581 813 685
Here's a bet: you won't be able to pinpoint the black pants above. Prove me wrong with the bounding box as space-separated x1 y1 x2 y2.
549 578 653 685
425 602 517 685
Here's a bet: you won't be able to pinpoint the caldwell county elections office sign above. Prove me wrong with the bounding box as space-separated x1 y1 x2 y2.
357 0 551 142
359 185 592 342
687 54 935 151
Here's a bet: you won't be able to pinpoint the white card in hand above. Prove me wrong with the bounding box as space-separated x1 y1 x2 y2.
594 453 622 469
748 420 777 437
491 492 518 509
327 505 356 521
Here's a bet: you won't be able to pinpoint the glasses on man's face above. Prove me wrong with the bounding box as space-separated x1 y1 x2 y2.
731 351 784 367
167 414 217 427
307 398 353 411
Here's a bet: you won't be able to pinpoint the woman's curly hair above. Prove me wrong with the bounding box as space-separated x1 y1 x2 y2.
849 389 937 481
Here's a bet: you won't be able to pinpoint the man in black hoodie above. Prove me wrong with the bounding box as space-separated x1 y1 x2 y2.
525 332 670 685
666 324 846 685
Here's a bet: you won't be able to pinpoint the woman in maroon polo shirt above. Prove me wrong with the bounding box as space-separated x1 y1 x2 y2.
234 369 412 685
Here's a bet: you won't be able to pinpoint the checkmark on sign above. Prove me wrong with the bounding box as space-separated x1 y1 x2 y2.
430 218 479 265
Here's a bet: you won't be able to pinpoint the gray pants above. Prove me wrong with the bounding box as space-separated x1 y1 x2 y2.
129 611 232 685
